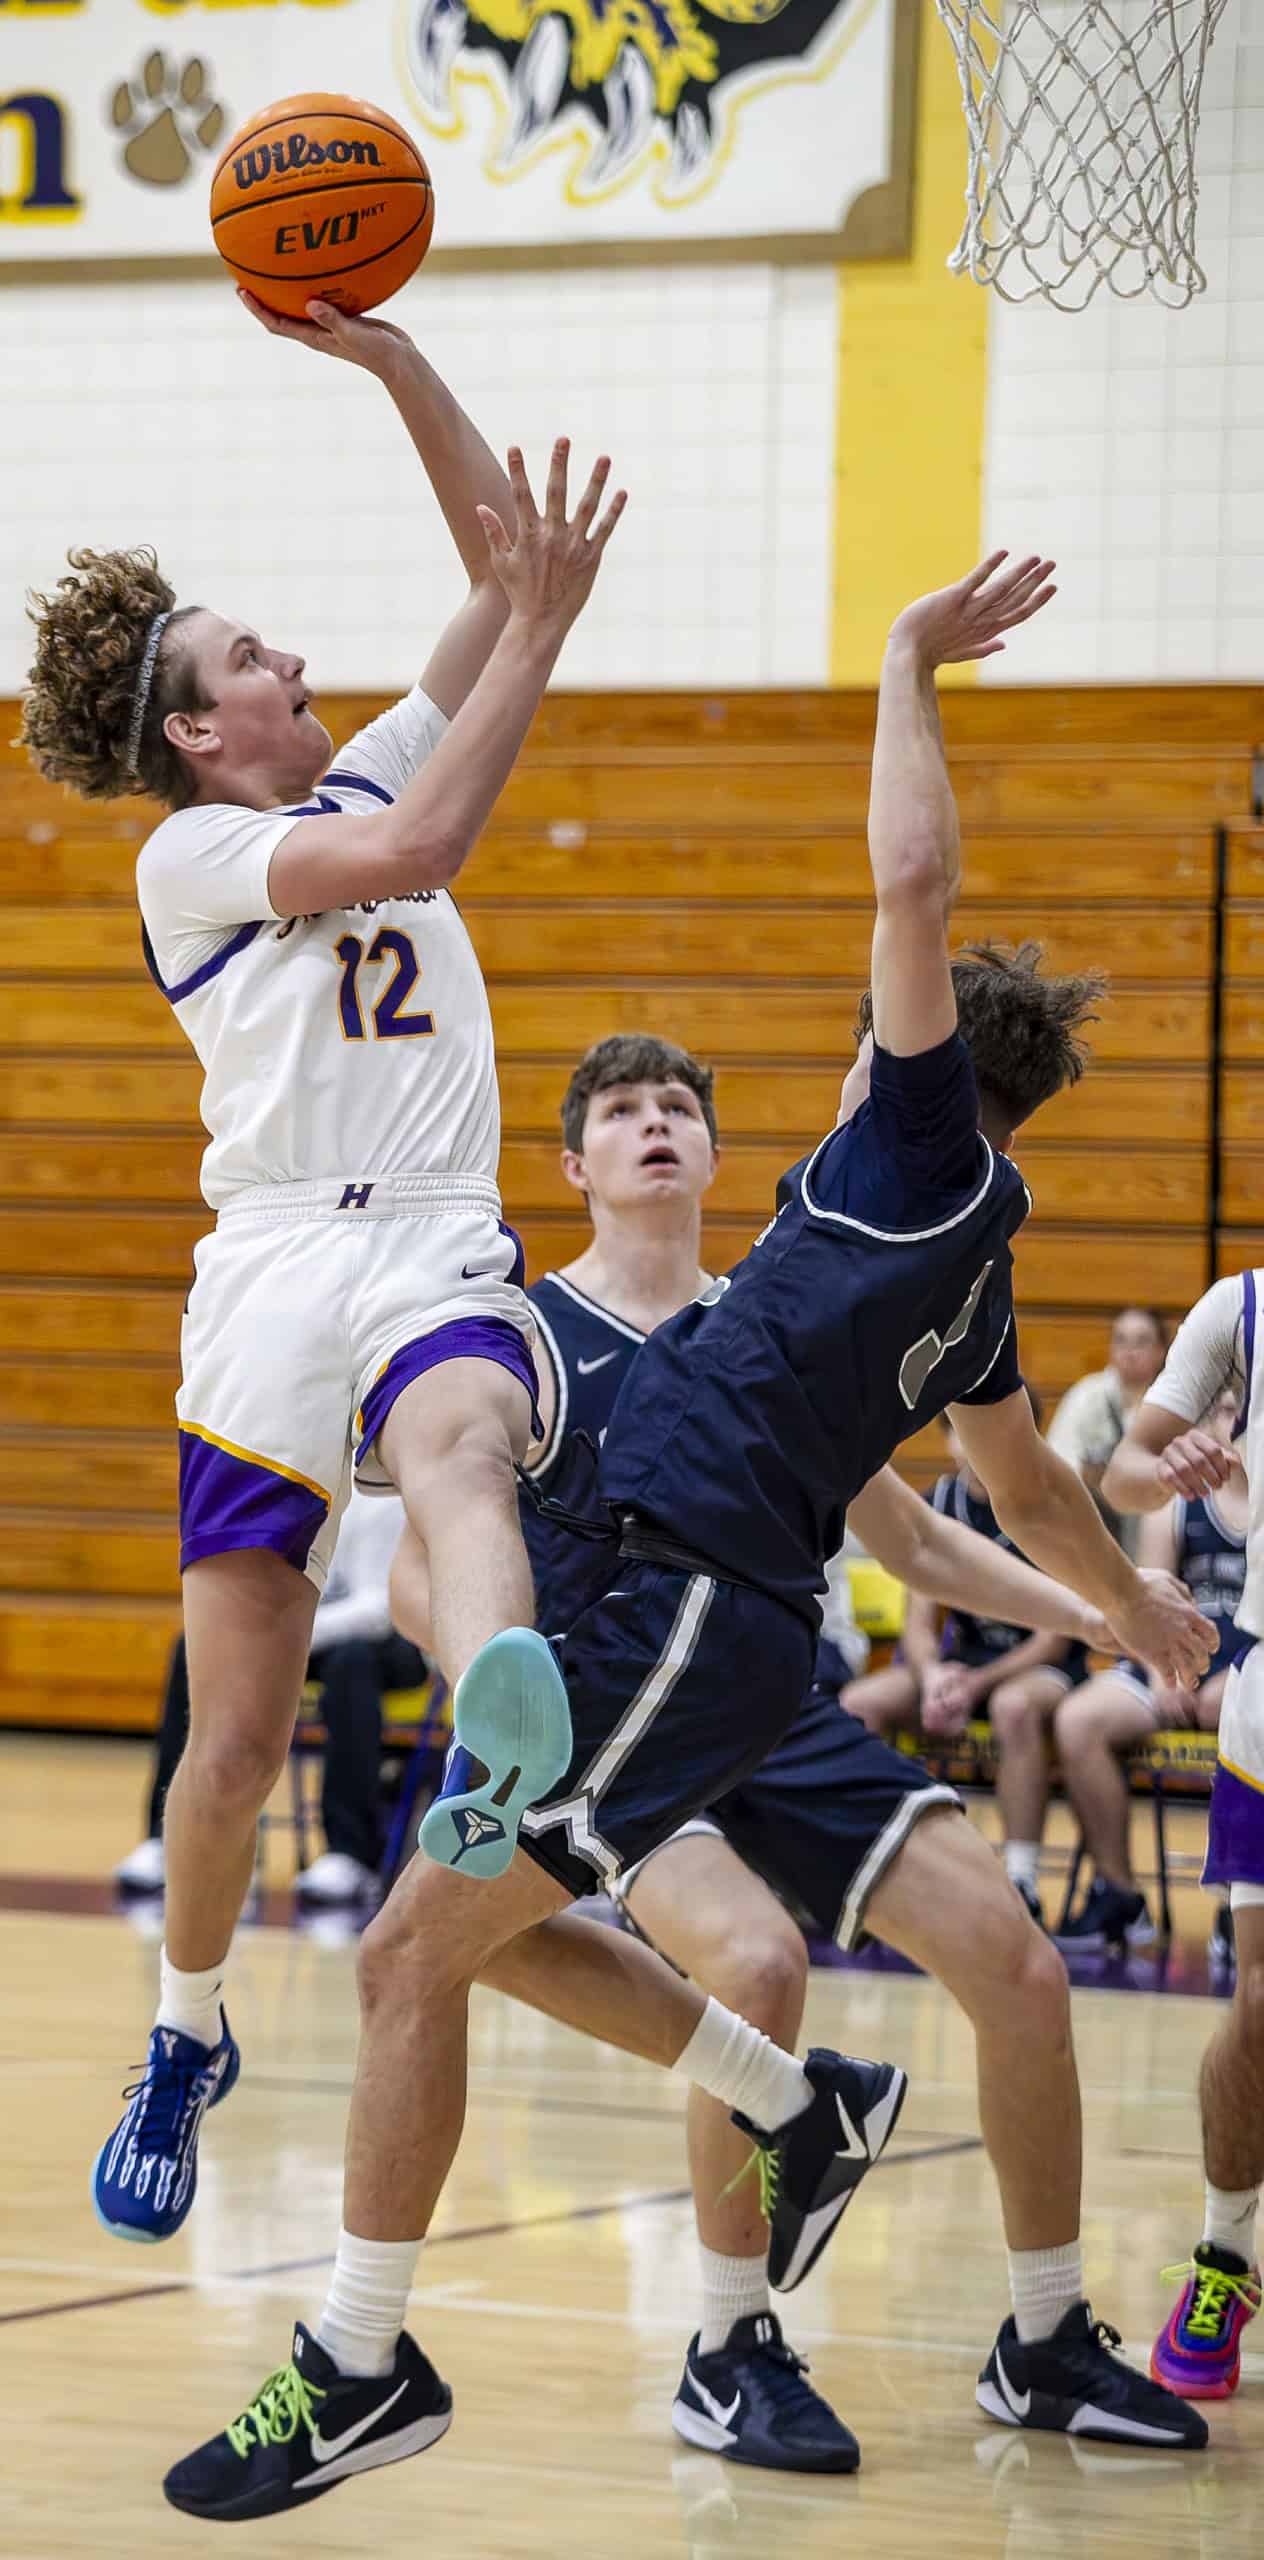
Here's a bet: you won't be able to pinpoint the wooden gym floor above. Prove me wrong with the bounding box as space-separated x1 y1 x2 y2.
4 1731 1263 2559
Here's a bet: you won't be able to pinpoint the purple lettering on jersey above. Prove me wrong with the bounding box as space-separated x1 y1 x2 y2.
178 1430 328 1572
355 1317 540 1468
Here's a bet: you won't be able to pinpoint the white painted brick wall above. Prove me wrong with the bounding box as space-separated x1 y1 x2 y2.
982 6 1264 682
1 259 838 695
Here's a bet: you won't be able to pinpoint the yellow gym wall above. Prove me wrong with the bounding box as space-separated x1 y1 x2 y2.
831 0 990 685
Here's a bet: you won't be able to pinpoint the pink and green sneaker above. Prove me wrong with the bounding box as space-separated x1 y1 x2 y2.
1151 2244 1261 2399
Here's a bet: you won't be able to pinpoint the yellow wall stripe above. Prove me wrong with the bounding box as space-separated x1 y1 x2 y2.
831 0 990 686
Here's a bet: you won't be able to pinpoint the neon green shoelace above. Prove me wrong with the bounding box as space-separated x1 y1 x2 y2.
1161 2259 1260 2341
226 2362 326 2459
719 2143 781 2222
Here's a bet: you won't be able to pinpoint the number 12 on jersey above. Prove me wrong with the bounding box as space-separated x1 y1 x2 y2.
336 929 435 1041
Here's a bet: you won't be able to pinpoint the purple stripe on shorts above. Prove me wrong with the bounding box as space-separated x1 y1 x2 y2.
499 1220 526 1291
356 1317 541 1472
1233 1270 1256 1444
178 1430 329 1574
1203 1754 1264 1888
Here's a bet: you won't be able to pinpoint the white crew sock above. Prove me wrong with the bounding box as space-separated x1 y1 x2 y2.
697 2244 773 2356
155 1948 225 2050
1004 1841 1041 1894
317 2229 422 2378
1202 2182 1259 2263
1008 2241 1083 2344
672 1997 812 2134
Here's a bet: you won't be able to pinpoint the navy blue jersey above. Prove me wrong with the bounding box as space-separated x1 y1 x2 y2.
933 1470 1086 1676
1172 1491 1247 1676
599 1032 1030 1626
520 1273 644 1636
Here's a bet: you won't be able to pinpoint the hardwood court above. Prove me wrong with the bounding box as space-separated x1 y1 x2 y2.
4 1732 1264 2558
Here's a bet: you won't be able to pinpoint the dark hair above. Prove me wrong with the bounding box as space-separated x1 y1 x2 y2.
21 546 213 809
1112 1305 1168 1348
856 940 1104 1133
560 1033 718 1155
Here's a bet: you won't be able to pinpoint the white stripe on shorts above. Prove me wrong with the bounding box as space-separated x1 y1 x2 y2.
523 1574 717 1885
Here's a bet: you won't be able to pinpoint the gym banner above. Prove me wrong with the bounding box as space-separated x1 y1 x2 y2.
0 0 915 262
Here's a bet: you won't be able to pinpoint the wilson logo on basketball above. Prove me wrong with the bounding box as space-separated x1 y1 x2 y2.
232 133 383 191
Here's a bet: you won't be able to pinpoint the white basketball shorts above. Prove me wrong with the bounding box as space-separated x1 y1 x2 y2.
176 1174 536 1589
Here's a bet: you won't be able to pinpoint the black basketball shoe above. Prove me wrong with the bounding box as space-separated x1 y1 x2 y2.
734 2047 907 2293
976 2303 1208 2448
163 2322 452 2521
672 2311 860 2473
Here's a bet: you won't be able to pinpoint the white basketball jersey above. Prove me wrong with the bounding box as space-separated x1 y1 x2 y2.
1151 1269 1264 1639
136 687 498 1208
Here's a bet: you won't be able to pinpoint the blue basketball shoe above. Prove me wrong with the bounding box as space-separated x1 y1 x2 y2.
418 1627 572 1880
92 2013 239 2243
673 2312 860 2472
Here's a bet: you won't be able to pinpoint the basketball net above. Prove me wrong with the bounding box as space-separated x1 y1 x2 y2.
933 0 1230 309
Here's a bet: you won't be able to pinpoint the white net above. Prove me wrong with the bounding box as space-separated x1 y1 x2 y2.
933 0 1231 309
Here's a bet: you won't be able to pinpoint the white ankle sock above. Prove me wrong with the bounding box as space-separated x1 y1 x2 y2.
155 1949 225 2050
1004 1841 1040 1893
1202 2182 1259 2262
1008 2240 1083 2344
697 2244 772 2356
672 1998 811 2134
317 2229 422 2379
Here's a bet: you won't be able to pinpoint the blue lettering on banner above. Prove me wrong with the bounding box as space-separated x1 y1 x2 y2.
0 90 81 221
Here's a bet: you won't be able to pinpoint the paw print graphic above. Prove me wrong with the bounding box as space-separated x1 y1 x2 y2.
112 52 227 189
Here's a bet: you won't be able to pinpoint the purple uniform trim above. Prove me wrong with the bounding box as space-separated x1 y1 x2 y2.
142 918 264 1007
356 1317 541 1471
322 770 393 806
178 1430 329 1574
499 1220 527 1291
1203 1758 1264 1888
1233 1270 1256 1444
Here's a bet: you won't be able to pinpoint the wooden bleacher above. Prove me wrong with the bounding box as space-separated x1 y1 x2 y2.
0 682 1259 1732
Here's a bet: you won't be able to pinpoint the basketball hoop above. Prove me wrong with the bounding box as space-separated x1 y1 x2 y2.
933 0 1231 310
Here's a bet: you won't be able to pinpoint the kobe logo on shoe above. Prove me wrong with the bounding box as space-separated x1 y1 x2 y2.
451 1808 506 1865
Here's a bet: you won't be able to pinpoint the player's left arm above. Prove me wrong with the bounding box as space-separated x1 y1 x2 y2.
850 1464 1106 1650
240 294 514 719
1101 1275 1245 1515
946 1386 1217 1687
866 555 1055 1060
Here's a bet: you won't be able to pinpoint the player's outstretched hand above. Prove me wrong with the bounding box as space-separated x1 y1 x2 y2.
888 551 1057 669
1156 1427 1234 1502
237 289 414 380
1113 1569 1218 1692
478 440 627 641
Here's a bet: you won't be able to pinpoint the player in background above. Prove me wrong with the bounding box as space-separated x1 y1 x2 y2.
1055 1386 1247 1954
513 1030 1146 2473
165 555 1216 2521
1100 1279 1264 2398
22 295 624 2249
845 1401 1089 1926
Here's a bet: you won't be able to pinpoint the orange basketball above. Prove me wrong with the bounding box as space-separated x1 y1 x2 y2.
210 93 433 320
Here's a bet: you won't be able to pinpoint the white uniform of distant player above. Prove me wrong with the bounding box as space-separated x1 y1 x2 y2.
1146 1269 1264 1893
138 685 533 1589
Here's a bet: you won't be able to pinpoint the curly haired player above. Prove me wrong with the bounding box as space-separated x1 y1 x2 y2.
23 296 624 2248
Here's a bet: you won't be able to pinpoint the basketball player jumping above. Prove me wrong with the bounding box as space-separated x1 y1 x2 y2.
166 552 1214 2519
21 297 624 2247
467 1027 1175 2473
1099 1278 1264 2399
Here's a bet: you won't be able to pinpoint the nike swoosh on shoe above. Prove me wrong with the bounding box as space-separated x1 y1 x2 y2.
308 2379 409 2465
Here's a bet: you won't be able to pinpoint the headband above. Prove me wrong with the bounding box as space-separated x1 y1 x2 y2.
124 610 172 774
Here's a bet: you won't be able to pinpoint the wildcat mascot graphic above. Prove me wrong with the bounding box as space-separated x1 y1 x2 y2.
405 0 858 202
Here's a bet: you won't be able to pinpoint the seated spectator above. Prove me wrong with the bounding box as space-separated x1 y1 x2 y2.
1054 1388 1247 1953
845 1400 1088 1924
114 1489 425 1907
1046 1306 1169 1561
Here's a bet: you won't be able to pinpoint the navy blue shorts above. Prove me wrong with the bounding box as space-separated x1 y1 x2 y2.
520 1564 960 1938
